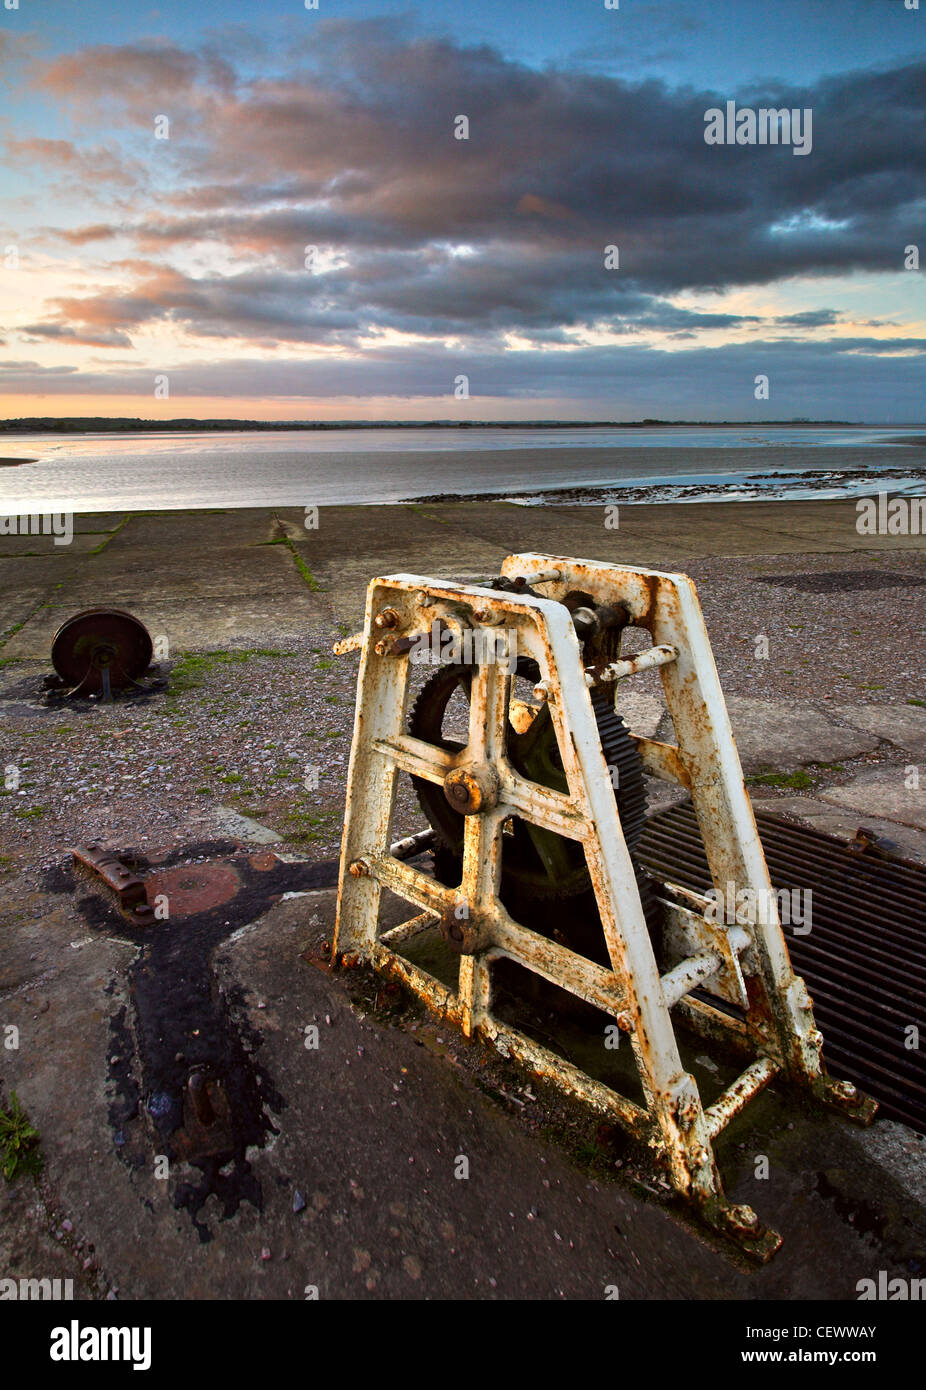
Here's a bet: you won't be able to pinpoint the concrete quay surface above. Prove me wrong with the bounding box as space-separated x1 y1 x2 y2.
0 496 924 1301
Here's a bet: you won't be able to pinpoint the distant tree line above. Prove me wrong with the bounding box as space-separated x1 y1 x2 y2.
0 417 852 433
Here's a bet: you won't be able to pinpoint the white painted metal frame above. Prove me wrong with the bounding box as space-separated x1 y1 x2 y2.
333 553 876 1259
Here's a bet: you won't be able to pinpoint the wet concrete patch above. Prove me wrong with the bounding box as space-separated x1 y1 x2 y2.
43 840 338 1240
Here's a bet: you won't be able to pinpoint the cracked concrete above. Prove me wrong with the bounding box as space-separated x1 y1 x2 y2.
725 696 879 770
819 767 926 833
831 704 926 760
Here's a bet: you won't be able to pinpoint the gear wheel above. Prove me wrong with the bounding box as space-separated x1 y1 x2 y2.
408 656 650 904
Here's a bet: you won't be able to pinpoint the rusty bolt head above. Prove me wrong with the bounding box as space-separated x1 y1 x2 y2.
532 681 552 703
809 1029 824 1050
727 1203 759 1232
443 764 500 815
444 917 465 947
471 606 503 625
615 1011 634 1032
415 590 431 606
374 607 401 630
348 859 369 878
438 907 490 956
373 639 390 656
677 1097 700 1129
832 1080 856 1099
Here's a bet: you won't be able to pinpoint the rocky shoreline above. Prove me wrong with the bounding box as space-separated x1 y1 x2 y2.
408 464 926 508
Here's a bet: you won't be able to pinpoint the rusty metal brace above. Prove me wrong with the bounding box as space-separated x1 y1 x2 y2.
71 842 155 926
332 553 877 1262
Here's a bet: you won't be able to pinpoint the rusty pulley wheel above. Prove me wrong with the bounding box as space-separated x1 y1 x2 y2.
51 606 153 697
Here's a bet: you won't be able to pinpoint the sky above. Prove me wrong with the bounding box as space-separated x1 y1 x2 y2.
0 0 923 422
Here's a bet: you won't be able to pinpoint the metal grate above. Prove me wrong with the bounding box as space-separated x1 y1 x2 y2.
638 801 926 1134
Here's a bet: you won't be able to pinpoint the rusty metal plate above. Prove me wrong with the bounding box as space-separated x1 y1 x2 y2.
71 842 154 925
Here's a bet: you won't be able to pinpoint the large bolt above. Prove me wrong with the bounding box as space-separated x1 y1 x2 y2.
727 1203 759 1232
571 606 599 637
443 764 500 815
677 1095 699 1129
348 859 369 878
438 904 491 956
374 607 401 630
832 1080 857 1099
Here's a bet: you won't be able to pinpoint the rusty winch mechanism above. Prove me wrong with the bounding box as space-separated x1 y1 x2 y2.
332 553 877 1260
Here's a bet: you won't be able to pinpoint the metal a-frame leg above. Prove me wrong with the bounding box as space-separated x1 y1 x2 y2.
656 575 872 1120
524 598 784 1259
501 553 876 1128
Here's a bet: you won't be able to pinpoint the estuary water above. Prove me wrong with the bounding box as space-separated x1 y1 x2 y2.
0 424 923 513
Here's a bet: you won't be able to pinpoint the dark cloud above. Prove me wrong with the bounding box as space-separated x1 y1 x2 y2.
0 338 922 424
15 256 774 350
774 309 841 327
33 33 923 278
20 323 134 349
6 24 924 405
